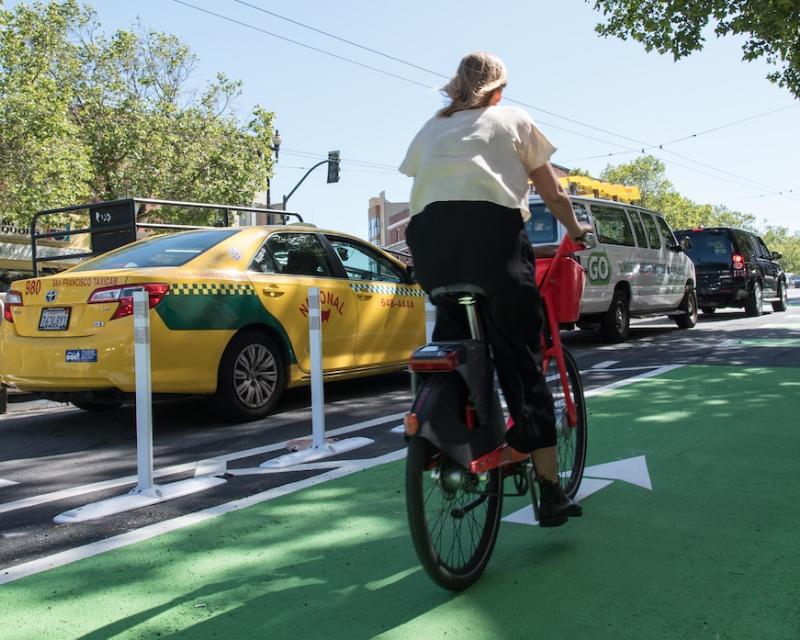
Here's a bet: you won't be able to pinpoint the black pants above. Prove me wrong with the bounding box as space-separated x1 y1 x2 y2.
406 201 556 451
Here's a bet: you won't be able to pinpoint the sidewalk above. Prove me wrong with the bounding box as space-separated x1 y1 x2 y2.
0 364 798 639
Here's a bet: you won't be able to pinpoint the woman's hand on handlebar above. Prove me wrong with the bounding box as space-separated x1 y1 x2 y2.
568 222 594 241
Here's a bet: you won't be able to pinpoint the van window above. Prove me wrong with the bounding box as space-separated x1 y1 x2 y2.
525 203 559 244
627 209 648 247
656 217 677 247
640 213 661 249
591 205 635 247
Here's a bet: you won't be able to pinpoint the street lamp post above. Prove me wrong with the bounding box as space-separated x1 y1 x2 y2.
266 130 281 223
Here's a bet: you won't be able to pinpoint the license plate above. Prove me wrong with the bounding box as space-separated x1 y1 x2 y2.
39 307 71 331
65 349 97 363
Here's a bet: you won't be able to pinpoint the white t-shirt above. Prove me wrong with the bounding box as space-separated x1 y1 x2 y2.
399 105 555 221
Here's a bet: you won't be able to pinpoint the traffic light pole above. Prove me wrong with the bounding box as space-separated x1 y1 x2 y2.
282 151 340 210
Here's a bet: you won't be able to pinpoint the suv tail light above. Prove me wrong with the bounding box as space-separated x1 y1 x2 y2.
3 290 23 323
732 254 745 271
88 283 169 320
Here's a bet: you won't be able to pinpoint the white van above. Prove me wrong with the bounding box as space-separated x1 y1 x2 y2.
527 195 697 341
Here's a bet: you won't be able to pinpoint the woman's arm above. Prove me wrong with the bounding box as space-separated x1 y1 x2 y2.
529 163 592 240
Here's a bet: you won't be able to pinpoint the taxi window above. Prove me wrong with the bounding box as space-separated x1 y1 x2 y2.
639 213 662 250
259 233 332 277
71 229 240 271
326 236 405 283
591 205 635 247
656 216 678 247
627 209 648 248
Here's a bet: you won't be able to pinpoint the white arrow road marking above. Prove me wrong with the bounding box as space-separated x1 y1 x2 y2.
0 479 19 489
503 455 652 526
584 455 652 490
591 360 619 369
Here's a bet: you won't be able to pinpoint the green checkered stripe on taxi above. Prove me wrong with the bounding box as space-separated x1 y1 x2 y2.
349 283 425 297
169 282 256 296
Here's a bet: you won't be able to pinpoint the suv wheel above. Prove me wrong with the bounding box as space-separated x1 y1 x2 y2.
744 281 763 317
675 287 698 329
214 331 286 422
601 288 630 342
772 281 788 312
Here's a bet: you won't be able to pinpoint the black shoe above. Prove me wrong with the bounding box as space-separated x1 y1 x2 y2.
537 478 582 528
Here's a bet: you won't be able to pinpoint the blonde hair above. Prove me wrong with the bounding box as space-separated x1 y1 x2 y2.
437 51 508 117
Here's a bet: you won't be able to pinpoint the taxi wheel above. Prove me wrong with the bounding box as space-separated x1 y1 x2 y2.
600 289 630 342
215 331 286 422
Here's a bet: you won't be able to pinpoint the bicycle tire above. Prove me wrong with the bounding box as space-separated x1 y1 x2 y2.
545 347 588 498
405 437 503 591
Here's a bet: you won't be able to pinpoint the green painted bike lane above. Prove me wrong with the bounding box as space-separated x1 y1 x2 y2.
1 365 798 639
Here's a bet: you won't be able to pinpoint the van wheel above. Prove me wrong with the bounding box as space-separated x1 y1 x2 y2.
772 281 788 312
601 288 630 342
674 288 698 329
744 281 763 317
214 331 286 422
700 307 716 315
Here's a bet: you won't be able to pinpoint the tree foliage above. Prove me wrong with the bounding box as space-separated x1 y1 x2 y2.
589 0 800 100
600 154 800 271
0 0 276 225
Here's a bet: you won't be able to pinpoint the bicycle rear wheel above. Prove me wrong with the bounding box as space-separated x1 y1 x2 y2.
545 347 587 498
405 437 503 591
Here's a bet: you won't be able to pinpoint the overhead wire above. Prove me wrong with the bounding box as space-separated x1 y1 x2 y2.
172 0 798 200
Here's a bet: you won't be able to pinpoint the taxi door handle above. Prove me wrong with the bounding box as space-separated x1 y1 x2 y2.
263 287 285 298
356 293 373 300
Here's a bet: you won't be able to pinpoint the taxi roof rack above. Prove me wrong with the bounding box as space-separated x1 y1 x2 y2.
31 197 304 276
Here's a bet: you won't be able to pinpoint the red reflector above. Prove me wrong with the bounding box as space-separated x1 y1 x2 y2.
404 413 420 436
3 290 22 323
409 351 459 372
732 254 745 270
88 283 169 320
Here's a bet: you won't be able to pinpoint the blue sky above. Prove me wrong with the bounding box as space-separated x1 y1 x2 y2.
31 1 800 237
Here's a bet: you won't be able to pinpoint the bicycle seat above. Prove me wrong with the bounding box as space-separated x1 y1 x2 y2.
430 284 490 304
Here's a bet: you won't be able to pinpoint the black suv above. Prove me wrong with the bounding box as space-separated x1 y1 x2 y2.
673 227 788 317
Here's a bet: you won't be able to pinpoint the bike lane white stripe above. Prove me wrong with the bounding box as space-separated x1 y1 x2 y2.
0 365 685 586
0 413 405 516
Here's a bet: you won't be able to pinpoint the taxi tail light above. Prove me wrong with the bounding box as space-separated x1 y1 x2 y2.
732 254 745 271
88 283 169 320
3 290 22 323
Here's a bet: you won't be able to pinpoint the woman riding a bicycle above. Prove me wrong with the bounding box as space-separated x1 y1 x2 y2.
400 50 592 526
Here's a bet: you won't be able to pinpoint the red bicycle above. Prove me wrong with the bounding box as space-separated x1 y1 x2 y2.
403 233 594 591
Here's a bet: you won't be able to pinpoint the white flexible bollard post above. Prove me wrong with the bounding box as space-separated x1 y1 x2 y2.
308 287 326 449
425 297 436 343
133 289 155 492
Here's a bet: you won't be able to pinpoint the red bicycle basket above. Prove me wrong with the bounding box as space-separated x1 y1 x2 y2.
535 256 586 323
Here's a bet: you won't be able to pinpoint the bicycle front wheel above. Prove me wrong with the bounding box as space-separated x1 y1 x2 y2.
545 347 588 498
405 437 503 591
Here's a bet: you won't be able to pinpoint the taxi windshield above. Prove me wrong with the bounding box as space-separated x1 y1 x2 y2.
71 229 240 271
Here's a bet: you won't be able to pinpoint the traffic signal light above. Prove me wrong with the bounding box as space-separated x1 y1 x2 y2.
327 150 340 184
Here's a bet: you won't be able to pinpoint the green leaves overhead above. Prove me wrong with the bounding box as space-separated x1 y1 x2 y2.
0 0 276 225
589 0 800 100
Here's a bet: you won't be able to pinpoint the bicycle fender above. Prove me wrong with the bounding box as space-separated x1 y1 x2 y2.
408 373 504 469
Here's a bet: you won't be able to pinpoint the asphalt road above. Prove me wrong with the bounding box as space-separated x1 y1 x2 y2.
2 292 799 573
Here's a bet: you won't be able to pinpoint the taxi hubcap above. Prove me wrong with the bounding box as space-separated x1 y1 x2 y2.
234 345 278 408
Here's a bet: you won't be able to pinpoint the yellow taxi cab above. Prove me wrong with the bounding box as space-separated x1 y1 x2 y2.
0 225 425 421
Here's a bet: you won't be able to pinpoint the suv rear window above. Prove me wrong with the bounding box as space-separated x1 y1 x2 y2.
72 229 240 271
676 230 734 265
